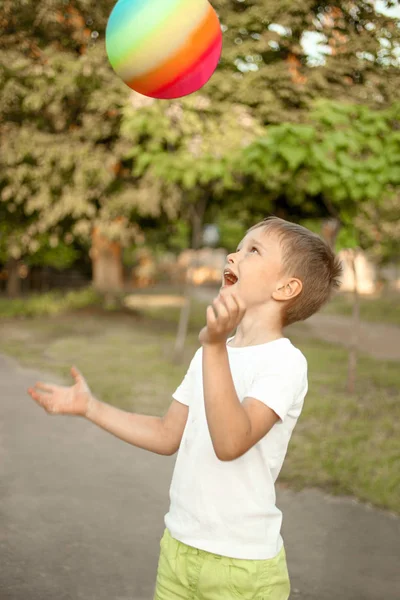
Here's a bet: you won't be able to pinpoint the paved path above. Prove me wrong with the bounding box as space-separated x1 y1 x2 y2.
1 353 400 600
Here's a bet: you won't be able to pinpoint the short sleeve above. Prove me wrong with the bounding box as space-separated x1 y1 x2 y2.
246 368 306 423
171 351 198 407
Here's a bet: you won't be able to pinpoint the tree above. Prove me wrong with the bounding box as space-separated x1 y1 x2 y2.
2 0 399 298
121 90 263 247
0 0 258 294
334 192 400 392
240 100 400 217
0 1 169 295
239 99 400 390
211 0 400 123
119 89 264 361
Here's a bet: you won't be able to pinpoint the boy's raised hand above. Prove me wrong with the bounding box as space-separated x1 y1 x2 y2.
199 288 246 347
27 366 92 417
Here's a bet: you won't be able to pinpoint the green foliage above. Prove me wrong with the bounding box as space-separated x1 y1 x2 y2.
0 1 148 263
167 221 191 253
241 100 400 260
121 93 262 193
118 92 265 251
211 0 400 123
25 238 81 270
1 0 399 269
298 218 322 236
242 101 400 204
0 39 130 258
217 218 247 252
0 286 102 318
336 225 359 251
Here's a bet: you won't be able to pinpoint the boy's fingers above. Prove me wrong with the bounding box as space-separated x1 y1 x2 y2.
207 305 216 322
29 389 46 406
231 291 246 315
35 382 54 393
71 366 82 380
220 294 240 321
28 388 57 414
220 290 237 308
213 296 229 319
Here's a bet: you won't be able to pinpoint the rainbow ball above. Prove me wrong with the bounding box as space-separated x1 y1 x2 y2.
105 0 223 100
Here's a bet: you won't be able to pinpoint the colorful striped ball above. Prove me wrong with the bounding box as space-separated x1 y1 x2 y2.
105 0 223 99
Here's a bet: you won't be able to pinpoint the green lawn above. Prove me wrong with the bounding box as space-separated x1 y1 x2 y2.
0 289 399 515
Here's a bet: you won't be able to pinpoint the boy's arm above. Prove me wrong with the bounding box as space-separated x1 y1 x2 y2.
29 367 189 456
86 396 189 456
202 344 279 461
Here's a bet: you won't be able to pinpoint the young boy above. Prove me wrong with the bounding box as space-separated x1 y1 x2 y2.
28 216 342 600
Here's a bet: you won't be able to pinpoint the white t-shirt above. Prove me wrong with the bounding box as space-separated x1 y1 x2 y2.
164 336 308 560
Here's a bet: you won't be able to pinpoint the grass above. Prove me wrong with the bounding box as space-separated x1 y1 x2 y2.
279 333 399 512
321 290 400 327
0 287 399 515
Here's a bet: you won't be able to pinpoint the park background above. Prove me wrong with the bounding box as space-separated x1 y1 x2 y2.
1 0 399 525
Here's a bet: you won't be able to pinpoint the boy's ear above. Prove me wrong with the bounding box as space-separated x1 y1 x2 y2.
272 278 302 301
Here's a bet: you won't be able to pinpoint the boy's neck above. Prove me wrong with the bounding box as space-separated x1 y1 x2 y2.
228 331 285 348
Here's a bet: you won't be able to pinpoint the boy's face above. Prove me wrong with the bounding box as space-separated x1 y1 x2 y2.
221 227 286 307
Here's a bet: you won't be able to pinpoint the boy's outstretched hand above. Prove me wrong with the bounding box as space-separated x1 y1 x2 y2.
199 288 246 347
27 366 92 417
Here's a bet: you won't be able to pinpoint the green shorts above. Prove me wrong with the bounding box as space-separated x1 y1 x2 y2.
153 528 290 600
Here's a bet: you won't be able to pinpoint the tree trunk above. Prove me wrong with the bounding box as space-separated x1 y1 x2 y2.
91 227 124 294
6 258 21 298
321 218 341 249
189 195 208 249
173 281 192 364
172 195 208 362
346 249 360 393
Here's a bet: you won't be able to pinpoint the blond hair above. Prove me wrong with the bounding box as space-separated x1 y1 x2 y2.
247 216 343 327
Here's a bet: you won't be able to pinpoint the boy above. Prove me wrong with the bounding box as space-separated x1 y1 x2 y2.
28 216 342 600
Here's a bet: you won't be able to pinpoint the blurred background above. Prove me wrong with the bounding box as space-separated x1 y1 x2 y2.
1 0 399 555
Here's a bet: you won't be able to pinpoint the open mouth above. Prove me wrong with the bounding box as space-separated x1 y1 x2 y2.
223 271 239 286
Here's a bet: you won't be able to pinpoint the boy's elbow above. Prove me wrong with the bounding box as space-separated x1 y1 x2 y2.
166 442 180 456
216 442 251 461
218 453 234 461
212 431 251 461
215 446 239 461
213 442 229 461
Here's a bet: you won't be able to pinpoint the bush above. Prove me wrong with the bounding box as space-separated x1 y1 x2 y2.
0 286 103 318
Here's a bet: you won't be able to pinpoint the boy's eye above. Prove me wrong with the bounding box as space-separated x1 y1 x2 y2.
235 246 258 254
